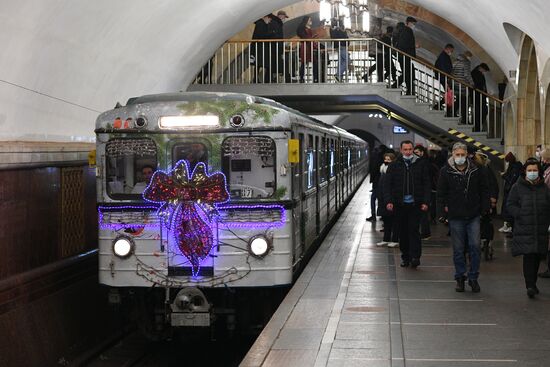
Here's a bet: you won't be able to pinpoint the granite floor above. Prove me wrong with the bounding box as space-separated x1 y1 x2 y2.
240 179 550 367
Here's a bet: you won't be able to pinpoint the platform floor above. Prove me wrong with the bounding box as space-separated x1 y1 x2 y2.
241 179 550 367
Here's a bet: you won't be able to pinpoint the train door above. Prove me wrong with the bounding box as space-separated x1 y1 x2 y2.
292 132 305 262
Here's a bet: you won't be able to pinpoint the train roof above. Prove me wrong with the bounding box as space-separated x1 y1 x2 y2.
95 92 365 144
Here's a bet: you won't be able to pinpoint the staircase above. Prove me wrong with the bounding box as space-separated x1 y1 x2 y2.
187 38 505 159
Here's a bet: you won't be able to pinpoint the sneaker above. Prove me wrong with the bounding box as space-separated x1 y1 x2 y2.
376 241 388 247
527 287 536 298
468 279 481 293
502 227 513 233
498 224 509 232
538 270 550 278
366 216 376 222
387 242 399 248
534 286 540 294
400 260 410 267
410 258 420 269
421 235 431 240
455 276 466 292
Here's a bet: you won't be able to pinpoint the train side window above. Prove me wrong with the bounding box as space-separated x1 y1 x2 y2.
306 134 315 189
320 137 326 182
172 142 209 171
105 138 157 199
221 136 276 199
329 139 335 178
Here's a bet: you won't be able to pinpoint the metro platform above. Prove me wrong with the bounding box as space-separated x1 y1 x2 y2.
241 179 550 367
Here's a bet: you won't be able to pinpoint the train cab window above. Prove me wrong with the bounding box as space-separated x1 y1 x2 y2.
347 147 351 168
172 142 208 171
105 138 157 199
306 135 315 189
221 136 276 199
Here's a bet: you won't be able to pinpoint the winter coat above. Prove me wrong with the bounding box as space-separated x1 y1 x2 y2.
436 158 490 220
435 51 453 85
377 164 392 216
297 26 317 63
252 19 275 67
506 177 550 256
502 161 523 193
383 155 431 207
452 55 473 86
396 25 416 57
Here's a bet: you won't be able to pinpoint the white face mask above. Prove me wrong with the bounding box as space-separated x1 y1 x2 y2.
535 151 541 158
454 156 466 166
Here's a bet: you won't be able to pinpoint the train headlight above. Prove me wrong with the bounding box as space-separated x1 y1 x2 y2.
112 236 134 258
248 235 270 258
229 114 245 128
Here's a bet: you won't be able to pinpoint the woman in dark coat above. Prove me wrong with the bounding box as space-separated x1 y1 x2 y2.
506 158 550 298
376 152 399 247
500 152 523 233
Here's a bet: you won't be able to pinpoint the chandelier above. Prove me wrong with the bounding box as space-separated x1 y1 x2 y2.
317 0 370 33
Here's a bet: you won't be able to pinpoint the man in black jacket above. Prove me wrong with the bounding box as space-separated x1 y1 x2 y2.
396 16 417 95
437 142 490 293
384 140 431 268
433 44 454 110
269 11 289 82
471 63 490 132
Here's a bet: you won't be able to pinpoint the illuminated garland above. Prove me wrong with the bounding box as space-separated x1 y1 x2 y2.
143 160 229 276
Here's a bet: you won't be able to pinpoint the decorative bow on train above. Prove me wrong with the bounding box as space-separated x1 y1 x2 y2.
143 160 229 276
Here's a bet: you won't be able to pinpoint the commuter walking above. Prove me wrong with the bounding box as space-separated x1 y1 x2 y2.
252 15 275 83
437 142 490 292
376 152 399 247
433 43 454 111
367 145 385 221
471 63 490 132
506 158 550 298
297 16 319 83
414 144 431 239
396 17 417 95
365 26 396 83
452 51 474 124
269 10 289 82
500 152 523 234
330 18 349 82
384 140 431 268
537 149 550 278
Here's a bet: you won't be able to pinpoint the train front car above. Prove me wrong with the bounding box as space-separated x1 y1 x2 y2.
95 93 294 334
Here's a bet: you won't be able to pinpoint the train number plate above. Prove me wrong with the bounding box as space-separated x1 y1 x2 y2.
241 187 253 198
171 312 210 327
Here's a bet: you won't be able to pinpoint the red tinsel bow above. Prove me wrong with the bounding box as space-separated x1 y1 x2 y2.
143 160 229 276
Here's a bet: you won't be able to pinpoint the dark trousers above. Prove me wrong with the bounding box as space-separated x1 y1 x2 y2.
382 215 399 243
420 211 431 237
398 55 415 95
523 254 541 288
397 204 422 262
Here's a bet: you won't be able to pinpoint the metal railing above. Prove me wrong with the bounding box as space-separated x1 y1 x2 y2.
194 38 504 140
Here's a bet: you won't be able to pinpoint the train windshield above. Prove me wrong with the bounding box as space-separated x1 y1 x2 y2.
221 136 276 199
105 138 158 199
172 142 209 172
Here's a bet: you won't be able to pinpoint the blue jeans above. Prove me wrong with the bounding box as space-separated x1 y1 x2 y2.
449 216 481 280
338 48 348 79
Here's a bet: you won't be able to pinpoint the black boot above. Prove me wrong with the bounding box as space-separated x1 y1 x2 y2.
468 279 481 293
410 258 420 269
455 276 466 292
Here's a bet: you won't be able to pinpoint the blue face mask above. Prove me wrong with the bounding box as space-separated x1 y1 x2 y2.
403 155 413 161
526 171 539 181
454 156 466 166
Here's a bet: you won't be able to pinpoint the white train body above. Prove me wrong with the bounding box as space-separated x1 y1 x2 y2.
95 92 368 328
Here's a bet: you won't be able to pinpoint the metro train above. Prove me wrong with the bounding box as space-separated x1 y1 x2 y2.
95 92 368 335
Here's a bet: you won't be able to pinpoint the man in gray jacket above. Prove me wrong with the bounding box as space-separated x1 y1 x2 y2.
452 51 474 124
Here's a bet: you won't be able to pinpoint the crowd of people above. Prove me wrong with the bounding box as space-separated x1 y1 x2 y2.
369 142 550 297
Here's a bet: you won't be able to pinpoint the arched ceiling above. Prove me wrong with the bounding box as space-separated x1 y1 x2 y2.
1 0 549 142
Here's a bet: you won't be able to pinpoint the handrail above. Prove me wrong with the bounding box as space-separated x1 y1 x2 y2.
194 37 504 141
224 38 502 103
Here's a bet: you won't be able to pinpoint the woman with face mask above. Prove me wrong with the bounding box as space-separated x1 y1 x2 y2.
506 158 550 298
376 152 399 247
